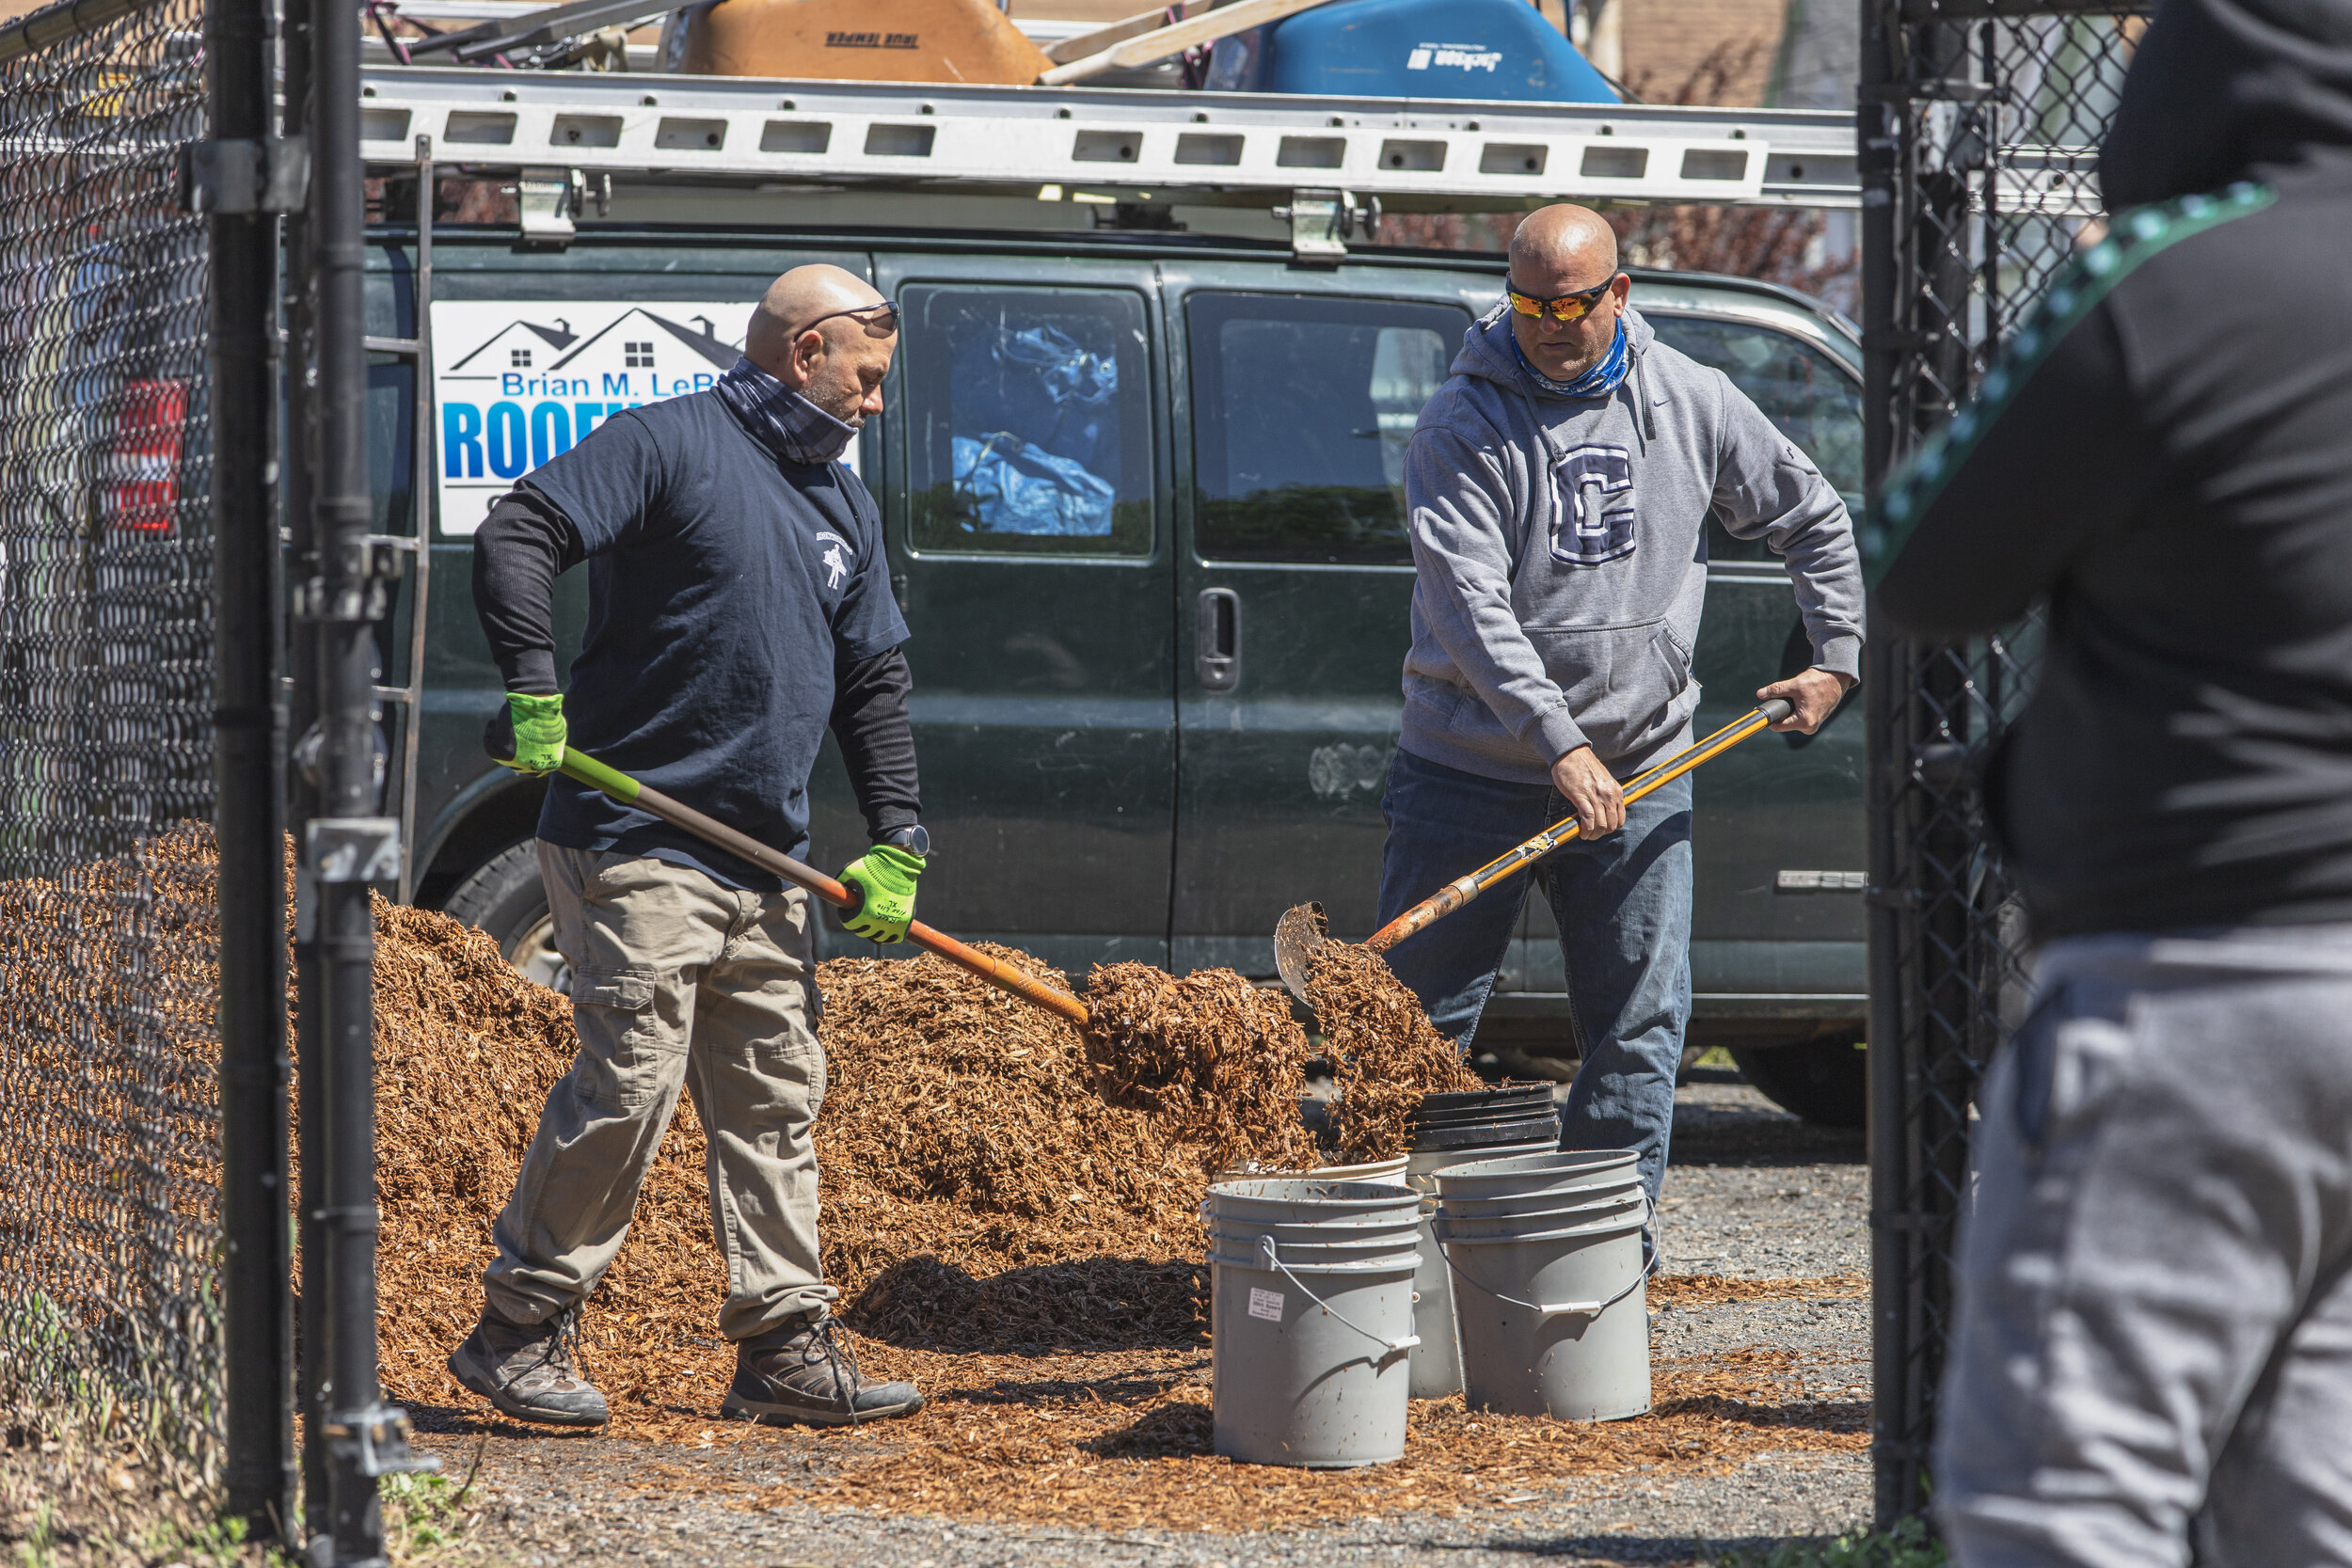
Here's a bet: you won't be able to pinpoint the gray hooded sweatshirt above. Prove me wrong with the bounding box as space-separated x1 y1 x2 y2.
1400 303 1865 784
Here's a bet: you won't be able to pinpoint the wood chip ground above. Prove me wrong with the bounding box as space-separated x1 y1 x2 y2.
4 831 1867 1540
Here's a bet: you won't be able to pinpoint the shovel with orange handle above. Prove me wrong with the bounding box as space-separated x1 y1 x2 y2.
552 746 1093 1027
1272 699 1794 1002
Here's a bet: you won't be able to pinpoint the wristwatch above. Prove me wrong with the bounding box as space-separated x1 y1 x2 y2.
880 824 930 858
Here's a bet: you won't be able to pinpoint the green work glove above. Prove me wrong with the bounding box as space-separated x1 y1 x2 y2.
485 692 567 775
839 844 925 943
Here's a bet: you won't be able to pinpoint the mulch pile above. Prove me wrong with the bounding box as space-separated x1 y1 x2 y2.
359 880 1478 1422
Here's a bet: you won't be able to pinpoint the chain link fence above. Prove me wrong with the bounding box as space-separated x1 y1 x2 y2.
0 0 225 1486
1862 0 2144 1525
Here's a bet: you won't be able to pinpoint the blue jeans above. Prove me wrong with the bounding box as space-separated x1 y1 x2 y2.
1375 746 1693 1199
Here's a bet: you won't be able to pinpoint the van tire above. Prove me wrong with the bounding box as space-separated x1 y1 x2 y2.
1728 1033 1867 1129
442 840 570 994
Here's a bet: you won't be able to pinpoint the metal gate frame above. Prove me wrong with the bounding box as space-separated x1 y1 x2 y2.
1858 0 2146 1525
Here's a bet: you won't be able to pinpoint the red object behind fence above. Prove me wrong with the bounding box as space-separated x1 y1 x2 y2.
110 378 188 531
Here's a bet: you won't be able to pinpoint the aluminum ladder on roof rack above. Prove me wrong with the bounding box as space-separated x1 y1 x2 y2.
358 64 1860 255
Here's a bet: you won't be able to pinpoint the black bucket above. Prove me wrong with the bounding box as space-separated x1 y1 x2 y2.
1402 1085 1563 1396
1410 1115 1560 1151
1416 1104 1558 1129
1415 1085 1556 1119
1409 1085 1560 1153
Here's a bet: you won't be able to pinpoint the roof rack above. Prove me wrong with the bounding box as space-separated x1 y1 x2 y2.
360 63 1857 254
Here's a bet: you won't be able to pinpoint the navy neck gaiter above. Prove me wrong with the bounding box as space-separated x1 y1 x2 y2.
714 356 859 466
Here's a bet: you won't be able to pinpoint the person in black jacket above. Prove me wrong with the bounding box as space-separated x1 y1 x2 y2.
1874 0 2352 1560
446 264 930 1431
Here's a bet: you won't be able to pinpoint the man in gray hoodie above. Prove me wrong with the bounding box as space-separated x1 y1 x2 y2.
1384 204 1865 1199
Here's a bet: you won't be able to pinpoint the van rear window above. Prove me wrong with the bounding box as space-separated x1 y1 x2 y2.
1187 293 1464 566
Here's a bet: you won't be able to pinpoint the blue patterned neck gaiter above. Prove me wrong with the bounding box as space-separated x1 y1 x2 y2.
714 356 859 466
1514 319 1630 400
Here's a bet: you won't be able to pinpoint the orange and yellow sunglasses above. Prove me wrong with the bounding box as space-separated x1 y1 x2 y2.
1505 276 1621 325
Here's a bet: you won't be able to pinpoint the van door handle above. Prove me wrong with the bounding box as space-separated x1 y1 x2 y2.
1196 587 1241 691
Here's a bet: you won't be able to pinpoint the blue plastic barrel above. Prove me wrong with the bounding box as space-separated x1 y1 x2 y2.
1208 0 1620 103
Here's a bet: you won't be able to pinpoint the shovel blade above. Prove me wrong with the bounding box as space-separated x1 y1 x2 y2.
1273 901 1328 1003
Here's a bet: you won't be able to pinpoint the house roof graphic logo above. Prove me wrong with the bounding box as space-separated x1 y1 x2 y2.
549 308 739 373
443 318 580 376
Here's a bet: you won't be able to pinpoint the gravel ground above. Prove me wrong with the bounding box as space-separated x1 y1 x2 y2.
1660 1074 1869 1283
408 1071 1870 1567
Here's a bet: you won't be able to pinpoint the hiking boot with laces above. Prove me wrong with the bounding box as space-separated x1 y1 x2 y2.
721 1315 922 1427
448 1302 609 1427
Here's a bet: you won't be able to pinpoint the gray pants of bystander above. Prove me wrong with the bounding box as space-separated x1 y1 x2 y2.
482 844 836 1341
1935 924 2352 1567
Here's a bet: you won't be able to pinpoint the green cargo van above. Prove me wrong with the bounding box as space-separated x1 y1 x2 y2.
363 222 1867 1121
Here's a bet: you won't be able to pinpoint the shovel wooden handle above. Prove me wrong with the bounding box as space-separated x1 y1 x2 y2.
1362 701 1793 956
558 748 1092 1027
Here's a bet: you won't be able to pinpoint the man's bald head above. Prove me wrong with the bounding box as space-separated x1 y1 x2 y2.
745 263 889 371
1504 204 1630 385
1509 204 1619 289
743 263 898 427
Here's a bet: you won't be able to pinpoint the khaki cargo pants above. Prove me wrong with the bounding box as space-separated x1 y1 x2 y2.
483 844 836 1340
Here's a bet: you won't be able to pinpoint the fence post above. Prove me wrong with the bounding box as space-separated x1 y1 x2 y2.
209 0 294 1535
1856 0 1915 1527
278 0 334 1540
299 0 434 1547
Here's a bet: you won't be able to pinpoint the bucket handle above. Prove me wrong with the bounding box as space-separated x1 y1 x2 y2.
1250 1235 1422 1360
1431 1194 1658 1319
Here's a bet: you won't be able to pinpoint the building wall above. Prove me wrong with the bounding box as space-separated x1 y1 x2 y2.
1618 0 1788 104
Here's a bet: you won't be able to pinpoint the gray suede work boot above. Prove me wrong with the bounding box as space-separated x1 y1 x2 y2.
720 1316 922 1427
448 1302 609 1428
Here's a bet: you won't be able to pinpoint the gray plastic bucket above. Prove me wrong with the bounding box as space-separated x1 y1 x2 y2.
1207 1234 1421 1270
1402 1137 1556 1398
1210 1178 1420 1226
1434 1149 1640 1203
1435 1200 1651 1421
1204 1212 1421 1241
1208 1216 1422 1251
1207 1180 1421 1468
1204 1180 1421 1266
1436 1189 1645 1241
1437 1173 1645 1222
1209 1154 1412 1188
1437 1180 1644 1221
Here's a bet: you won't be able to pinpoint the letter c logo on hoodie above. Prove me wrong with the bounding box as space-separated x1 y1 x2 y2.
1549 444 1636 566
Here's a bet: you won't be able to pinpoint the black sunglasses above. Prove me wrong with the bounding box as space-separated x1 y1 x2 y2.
792 298 901 337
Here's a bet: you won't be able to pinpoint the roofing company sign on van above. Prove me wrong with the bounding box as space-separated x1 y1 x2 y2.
431 301 747 535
